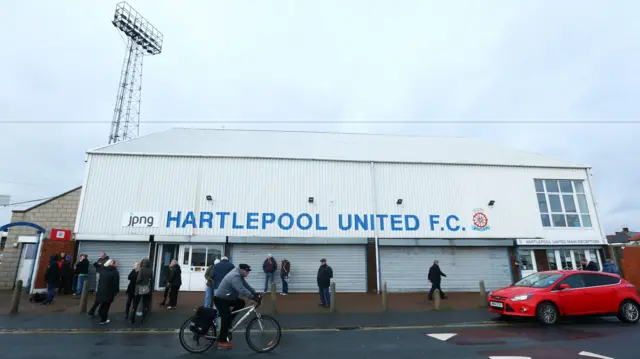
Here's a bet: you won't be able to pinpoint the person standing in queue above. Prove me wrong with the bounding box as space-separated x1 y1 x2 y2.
204 258 220 308
280 258 291 295
428 260 447 301
130 258 153 324
125 261 140 320
95 259 120 325
74 254 89 296
213 264 261 350
166 259 182 309
317 259 333 308
262 254 277 294
43 254 61 305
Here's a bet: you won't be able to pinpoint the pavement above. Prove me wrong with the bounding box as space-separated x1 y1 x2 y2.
0 319 637 359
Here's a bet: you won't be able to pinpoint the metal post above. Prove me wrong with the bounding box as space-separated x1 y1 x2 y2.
330 282 336 313
479 280 487 307
433 289 441 311
79 277 89 313
9 280 23 315
270 281 277 314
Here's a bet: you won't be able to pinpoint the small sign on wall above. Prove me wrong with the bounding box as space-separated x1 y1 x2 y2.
50 228 71 241
122 212 160 228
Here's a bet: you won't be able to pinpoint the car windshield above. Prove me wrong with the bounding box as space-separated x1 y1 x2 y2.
513 272 563 288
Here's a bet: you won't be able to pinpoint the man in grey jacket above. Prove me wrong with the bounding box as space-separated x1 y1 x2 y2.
213 264 261 350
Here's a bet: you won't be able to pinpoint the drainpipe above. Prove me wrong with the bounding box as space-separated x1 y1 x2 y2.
370 162 381 293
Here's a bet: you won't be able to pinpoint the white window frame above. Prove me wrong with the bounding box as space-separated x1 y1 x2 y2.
551 249 602 271
534 179 593 228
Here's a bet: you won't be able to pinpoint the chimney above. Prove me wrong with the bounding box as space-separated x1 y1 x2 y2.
622 226 630 233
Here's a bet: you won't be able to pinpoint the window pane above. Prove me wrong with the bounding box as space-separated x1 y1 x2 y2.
541 214 551 227
559 250 573 269
559 180 573 193
191 246 207 266
560 274 586 289
537 193 549 213
534 179 545 192
546 250 558 270
573 250 587 269
577 194 589 213
552 214 567 227
548 195 563 212
581 214 592 227
574 180 585 193
545 180 559 193
587 249 598 264
562 195 577 212
517 249 534 270
566 214 581 227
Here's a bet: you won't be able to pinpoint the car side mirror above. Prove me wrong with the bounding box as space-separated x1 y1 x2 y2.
559 283 571 290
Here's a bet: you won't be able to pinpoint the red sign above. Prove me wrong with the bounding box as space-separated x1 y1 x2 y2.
50 228 71 241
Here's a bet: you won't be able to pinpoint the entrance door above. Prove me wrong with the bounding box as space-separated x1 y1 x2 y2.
17 243 37 285
558 249 575 270
179 245 223 291
517 249 537 278
155 244 179 290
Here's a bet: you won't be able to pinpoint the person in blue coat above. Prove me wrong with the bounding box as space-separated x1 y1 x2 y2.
602 259 620 274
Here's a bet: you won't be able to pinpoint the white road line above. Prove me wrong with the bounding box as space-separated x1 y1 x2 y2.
579 351 614 359
426 333 457 341
488 357 532 359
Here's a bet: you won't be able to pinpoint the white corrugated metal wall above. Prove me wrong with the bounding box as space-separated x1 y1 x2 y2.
230 243 367 293
78 241 150 291
75 154 602 243
379 246 513 292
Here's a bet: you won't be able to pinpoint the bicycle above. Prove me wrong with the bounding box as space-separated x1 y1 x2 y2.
178 297 282 354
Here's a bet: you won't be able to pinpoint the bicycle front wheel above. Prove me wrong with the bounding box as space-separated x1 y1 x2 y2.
245 315 282 353
178 316 217 354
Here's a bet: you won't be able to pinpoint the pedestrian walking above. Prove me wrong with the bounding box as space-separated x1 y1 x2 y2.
263 254 277 293
129 258 153 324
95 259 120 325
317 258 333 308
280 259 291 295
428 260 447 301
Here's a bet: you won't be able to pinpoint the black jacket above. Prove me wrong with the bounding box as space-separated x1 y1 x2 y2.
44 256 60 285
317 264 333 289
263 257 277 273
75 258 89 275
280 260 291 279
93 256 110 274
584 261 599 271
213 259 235 289
61 259 73 278
167 265 182 287
428 264 446 285
126 269 138 296
96 266 120 303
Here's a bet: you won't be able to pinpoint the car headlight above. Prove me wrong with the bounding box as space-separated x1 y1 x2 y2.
510 294 533 301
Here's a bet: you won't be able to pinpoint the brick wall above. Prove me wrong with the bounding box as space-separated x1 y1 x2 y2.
0 187 81 290
621 247 640 289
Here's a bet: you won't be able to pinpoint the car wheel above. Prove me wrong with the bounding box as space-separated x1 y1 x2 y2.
618 300 640 324
536 302 559 325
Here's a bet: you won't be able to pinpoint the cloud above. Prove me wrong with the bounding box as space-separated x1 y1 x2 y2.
1 0 638 234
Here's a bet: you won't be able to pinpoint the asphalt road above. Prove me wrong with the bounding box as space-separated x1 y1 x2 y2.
1 321 637 359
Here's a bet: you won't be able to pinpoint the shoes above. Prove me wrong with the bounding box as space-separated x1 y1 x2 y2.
100 319 111 325
217 341 233 350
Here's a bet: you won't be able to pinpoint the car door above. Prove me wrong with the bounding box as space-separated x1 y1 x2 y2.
553 273 589 316
582 273 621 314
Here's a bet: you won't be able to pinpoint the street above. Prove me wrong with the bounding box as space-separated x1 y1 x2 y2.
1 320 637 359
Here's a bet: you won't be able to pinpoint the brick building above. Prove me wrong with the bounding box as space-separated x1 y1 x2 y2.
0 187 81 290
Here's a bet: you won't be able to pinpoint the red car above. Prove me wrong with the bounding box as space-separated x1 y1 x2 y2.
488 270 640 325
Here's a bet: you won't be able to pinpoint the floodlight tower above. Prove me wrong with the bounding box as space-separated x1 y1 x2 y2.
108 2 163 144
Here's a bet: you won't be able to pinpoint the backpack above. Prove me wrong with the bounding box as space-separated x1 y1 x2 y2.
29 292 46 303
190 306 217 335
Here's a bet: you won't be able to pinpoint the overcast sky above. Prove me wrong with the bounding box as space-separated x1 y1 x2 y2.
1 0 638 234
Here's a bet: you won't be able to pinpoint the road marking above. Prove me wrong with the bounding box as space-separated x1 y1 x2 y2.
0 321 509 335
579 351 614 359
426 333 457 341
488 357 532 359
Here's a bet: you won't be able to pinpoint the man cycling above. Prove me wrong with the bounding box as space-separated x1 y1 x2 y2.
213 263 261 350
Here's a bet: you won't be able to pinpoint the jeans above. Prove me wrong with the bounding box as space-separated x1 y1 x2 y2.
75 275 87 295
281 277 289 294
204 287 215 308
319 287 330 306
264 272 274 292
130 294 151 323
46 283 56 303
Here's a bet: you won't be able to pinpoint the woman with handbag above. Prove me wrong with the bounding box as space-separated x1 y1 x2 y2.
129 258 153 324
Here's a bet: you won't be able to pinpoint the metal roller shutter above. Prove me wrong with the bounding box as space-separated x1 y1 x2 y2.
78 241 150 291
380 246 512 292
231 244 367 293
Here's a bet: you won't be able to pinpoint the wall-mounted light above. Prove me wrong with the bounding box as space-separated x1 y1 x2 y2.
206 195 213 201
308 197 314 203
396 198 403 205
488 200 495 207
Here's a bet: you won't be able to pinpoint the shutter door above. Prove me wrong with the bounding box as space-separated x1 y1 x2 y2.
78 241 150 291
231 244 367 293
380 246 512 292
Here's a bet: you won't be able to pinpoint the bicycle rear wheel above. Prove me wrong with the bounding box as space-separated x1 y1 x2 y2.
178 316 217 354
245 315 282 353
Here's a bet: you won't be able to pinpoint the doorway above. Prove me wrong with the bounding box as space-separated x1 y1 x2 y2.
179 245 223 291
17 243 37 285
517 249 537 278
155 244 179 290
